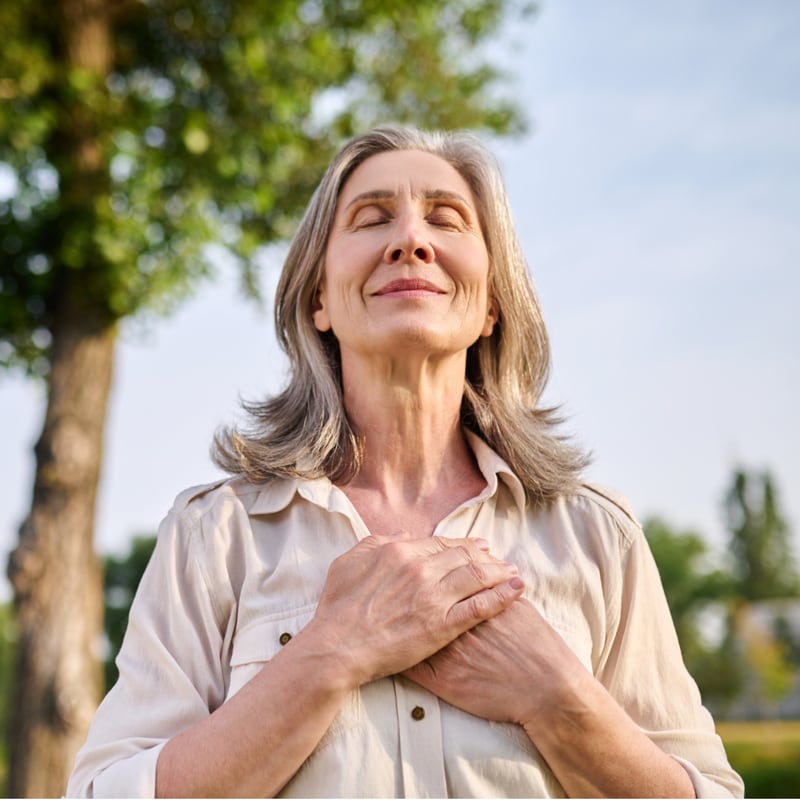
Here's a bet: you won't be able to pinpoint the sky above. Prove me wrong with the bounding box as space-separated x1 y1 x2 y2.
1 0 798 596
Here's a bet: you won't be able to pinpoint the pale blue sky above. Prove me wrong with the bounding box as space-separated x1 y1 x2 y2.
1 1 798 591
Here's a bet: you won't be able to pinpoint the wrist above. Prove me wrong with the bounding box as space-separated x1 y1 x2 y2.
520 663 596 739
285 617 369 694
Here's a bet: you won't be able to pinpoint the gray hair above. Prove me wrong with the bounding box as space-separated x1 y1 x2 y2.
213 126 588 504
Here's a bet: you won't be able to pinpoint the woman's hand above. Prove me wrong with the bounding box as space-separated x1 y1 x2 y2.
402 597 586 727
403 599 697 798
303 535 525 690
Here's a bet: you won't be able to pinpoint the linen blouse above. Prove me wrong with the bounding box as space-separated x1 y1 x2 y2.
67 432 743 798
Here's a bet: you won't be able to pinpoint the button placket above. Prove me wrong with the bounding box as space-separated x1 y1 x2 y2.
392 676 447 797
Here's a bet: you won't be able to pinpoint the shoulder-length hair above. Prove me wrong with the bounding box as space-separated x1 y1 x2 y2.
213 125 589 505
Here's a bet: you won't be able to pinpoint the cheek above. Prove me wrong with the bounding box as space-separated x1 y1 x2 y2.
453 240 490 285
325 240 375 287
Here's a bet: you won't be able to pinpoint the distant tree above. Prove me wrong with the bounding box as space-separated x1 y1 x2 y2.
733 603 795 717
643 516 744 706
0 604 16 795
688 619 747 715
725 469 798 601
773 614 800 667
643 516 733 654
0 0 531 793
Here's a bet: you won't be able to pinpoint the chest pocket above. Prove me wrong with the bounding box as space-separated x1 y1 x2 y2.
226 604 361 750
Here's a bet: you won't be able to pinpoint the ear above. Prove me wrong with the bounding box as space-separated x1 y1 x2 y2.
311 285 331 332
480 298 499 337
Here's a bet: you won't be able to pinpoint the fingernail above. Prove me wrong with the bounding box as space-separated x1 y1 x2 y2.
509 577 524 590
504 561 519 574
473 538 490 551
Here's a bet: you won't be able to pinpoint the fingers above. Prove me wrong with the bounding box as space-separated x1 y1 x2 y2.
338 533 524 632
392 535 526 635
316 533 525 683
447 577 526 631
362 534 521 610
361 533 491 557
438 556 520 598
428 538 520 605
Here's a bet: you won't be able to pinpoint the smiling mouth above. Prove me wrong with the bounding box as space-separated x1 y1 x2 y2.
373 279 446 296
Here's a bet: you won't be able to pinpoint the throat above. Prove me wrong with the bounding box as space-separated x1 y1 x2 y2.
340 471 488 539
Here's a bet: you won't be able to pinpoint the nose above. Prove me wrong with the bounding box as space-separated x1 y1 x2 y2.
383 215 434 265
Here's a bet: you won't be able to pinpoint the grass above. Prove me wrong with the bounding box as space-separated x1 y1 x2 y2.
718 720 800 797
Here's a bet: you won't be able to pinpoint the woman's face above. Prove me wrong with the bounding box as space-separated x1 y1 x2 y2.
315 149 497 364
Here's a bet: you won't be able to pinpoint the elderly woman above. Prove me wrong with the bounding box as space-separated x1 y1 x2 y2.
68 127 743 798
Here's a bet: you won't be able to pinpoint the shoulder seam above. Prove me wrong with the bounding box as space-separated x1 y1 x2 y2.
579 483 639 525
574 484 639 548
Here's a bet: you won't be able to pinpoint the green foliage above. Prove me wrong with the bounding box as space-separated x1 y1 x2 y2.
725 468 799 601
0 603 16 795
643 516 733 650
646 470 799 716
739 762 800 799
774 613 800 666
719 721 800 798
103 535 157 689
688 623 748 709
0 0 531 376
643 516 744 705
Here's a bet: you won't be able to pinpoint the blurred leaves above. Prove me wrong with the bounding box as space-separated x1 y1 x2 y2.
726 468 799 600
0 0 531 376
644 516 733 651
645 468 800 715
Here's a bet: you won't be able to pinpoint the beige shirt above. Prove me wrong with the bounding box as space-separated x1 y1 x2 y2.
67 433 743 798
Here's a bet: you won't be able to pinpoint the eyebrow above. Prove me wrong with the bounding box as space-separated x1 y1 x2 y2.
343 188 473 212
344 190 395 211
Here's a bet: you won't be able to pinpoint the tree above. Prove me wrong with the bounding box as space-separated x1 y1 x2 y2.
643 516 732 656
0 603 16 795
0 1 530 793
643 516 743 707
725 468 798 601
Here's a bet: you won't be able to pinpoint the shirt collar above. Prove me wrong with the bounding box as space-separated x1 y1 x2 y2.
248 475 303 516
463 429 527 512
247 429 527 516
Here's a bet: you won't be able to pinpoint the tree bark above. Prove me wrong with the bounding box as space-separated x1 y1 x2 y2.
7 304 114 797
6 0 114 795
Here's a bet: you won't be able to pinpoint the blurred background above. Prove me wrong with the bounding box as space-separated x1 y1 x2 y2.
1 0 798 795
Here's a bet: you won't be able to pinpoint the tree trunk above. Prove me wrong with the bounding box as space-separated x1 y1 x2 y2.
6 0 114 795
7 299 114 797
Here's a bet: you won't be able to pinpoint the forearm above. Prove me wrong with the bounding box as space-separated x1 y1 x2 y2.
155 627 354 798
524 674 695 799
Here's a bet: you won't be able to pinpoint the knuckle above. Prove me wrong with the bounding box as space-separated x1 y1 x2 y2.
466 560 487 584
467 591 491 620
492 584 509 606
379 539 409 565
456 544 475 563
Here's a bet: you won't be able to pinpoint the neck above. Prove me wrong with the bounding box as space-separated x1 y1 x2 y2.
338 351 483 510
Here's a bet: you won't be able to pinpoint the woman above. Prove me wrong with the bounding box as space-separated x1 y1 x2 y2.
68 126 743 798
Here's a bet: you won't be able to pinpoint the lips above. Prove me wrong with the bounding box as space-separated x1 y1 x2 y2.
372 278 446 296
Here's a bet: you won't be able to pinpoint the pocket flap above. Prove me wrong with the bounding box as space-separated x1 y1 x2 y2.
229 604 317 667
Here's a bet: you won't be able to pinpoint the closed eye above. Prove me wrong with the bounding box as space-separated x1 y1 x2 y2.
427 206 467 230
351 206 391 228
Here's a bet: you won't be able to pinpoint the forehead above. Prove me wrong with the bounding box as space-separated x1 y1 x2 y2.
338 149 475 206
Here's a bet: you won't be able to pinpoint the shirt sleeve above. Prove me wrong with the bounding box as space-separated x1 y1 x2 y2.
66 502 234 798
596 519 744 798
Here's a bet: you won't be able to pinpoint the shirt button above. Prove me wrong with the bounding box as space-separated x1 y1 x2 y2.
411 706 425 721
279 632 292 645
